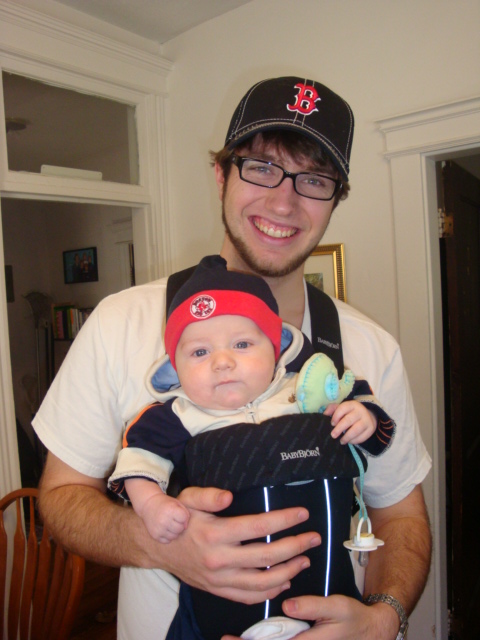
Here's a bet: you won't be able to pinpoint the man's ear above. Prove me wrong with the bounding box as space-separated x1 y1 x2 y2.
214 162 225 200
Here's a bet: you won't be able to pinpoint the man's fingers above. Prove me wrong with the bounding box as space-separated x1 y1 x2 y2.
225 531 321 570
212 506 312 545
210 554 312 604
283 594 330 620
179 488 314 548
283 593 362 623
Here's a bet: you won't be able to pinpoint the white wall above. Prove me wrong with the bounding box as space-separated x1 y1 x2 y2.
163 0 480 337
43 202 133 308
161 1 480 637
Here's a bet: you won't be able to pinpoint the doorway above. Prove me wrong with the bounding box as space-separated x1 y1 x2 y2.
1 197 134 485
438 158 480 639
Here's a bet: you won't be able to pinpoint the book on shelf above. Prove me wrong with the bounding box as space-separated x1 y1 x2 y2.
51 304 94 340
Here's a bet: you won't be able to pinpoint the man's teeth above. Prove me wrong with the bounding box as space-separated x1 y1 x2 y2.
255 221 296 238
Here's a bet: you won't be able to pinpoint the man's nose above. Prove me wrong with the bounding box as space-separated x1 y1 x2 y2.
265 175 297 213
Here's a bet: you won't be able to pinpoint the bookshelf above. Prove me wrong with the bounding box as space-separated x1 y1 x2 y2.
52 304 93 341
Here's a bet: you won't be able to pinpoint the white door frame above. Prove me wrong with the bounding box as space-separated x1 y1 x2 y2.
0 1 173 494
376 96 480 639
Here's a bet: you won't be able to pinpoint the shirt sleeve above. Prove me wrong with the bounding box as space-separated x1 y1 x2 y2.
108 400 192 499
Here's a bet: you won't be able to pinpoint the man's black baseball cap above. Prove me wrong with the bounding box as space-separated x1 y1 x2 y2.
225 76 354 180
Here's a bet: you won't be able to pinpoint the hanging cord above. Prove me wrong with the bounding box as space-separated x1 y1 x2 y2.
348 443 368 522
344 443 384 564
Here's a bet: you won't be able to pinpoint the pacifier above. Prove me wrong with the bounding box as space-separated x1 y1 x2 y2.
344 516 384 567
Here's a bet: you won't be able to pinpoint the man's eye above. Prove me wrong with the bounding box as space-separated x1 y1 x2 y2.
234 341 249 349
193 348 207 357
246 163 271 175
302 175 327 188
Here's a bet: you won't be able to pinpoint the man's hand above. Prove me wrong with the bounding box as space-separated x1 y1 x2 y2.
163 486 321 604
221 594 399 640
39 452 321 605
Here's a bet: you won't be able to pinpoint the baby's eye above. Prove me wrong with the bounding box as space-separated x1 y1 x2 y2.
193 348 208 357
234 341 250 349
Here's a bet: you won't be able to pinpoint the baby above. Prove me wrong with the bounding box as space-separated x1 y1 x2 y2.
109 255 395 640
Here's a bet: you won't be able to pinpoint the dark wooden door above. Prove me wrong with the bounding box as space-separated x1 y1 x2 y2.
441 160 480 639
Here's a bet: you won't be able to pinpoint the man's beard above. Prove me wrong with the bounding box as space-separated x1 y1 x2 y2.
221 206 318 278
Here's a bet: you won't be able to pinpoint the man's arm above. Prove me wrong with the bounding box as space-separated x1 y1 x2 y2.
39 452 321 604
363 484 432 614
222 484 432 639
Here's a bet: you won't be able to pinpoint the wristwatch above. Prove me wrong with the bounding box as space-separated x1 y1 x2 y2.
364 593 409 640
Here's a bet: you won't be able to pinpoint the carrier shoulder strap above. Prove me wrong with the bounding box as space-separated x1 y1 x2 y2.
166 268 344 373
306 282 344 374
166 264 196 311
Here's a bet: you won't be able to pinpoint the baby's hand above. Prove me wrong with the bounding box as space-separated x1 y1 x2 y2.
142 493 190 544
324 400 376 445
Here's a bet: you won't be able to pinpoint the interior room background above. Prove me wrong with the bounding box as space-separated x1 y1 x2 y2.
1 1 479 638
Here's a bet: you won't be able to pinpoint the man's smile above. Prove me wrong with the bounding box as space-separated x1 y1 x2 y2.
252 216 298 239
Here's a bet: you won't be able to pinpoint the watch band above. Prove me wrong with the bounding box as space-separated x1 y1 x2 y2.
364 593 409 640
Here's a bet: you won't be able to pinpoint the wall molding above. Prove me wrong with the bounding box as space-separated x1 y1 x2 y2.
0 1 172 79
377 96 480 157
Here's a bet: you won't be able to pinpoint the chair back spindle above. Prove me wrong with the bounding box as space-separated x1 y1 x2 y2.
0 487 85 640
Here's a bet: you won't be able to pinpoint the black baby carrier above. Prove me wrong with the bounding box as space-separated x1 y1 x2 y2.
166 269 364 640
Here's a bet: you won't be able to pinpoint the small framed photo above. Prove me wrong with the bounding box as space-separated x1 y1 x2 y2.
304 243 346 301
63 247 98 284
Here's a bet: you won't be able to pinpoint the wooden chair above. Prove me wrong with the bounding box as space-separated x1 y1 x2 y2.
0 487 85 640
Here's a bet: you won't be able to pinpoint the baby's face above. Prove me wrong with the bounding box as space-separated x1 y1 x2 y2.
175 314 276 411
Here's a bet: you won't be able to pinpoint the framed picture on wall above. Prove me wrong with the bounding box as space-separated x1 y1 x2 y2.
304 243 346 302
63 247 98 284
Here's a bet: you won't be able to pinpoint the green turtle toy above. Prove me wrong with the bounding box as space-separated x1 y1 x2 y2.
295 352 356 414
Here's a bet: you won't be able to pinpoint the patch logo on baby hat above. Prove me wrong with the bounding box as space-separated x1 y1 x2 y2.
190 294 216 319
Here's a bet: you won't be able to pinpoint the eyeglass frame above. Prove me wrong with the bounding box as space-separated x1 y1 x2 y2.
230 155 342 201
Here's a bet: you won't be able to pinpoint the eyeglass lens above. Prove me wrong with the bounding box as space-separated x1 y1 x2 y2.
235 157 338 200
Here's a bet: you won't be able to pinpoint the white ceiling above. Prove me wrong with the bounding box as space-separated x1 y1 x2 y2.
52 0 253 44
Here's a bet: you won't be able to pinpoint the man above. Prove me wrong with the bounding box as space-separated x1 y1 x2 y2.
34 76 432 640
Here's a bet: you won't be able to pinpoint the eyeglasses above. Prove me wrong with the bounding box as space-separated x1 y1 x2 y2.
231 155 341 201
